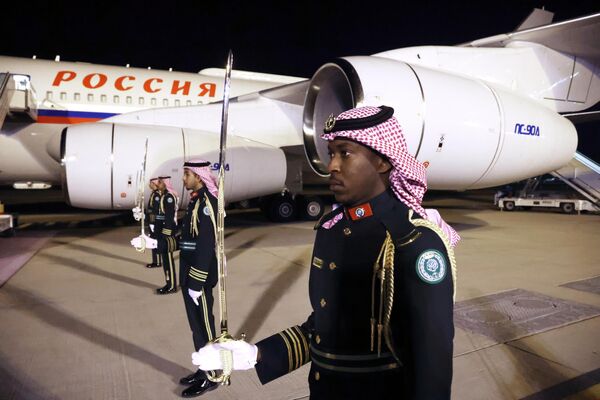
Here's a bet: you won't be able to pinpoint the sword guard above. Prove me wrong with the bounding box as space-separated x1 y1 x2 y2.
134 236 146 253
205 331 247 385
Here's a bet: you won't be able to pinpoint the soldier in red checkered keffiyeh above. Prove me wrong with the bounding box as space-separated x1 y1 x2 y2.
321 105 460 247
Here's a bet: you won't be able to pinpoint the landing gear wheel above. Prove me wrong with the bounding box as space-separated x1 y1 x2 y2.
298 196 324 221
560 202 574 214
268 194 297 222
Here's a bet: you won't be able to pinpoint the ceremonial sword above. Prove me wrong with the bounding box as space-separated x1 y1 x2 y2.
206 50 243 386
134 138 149 252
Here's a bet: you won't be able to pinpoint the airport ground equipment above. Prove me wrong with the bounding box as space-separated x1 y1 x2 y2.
0 214 16 237
498 196 599 214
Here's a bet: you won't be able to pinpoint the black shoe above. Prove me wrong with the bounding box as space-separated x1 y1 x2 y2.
146 263 161 268
156 285 177 295
181 379 218 397
180 370 206 386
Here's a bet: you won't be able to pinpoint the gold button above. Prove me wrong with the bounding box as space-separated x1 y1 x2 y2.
320 298 327 308
329 262 337 270
315 335 321 344
315 371 320 381
343 227 352 236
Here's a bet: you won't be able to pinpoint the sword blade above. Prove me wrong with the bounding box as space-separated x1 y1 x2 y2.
140 138 149 237
217 50 233 334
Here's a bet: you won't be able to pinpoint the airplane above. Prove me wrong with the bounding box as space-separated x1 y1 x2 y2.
2 9 599 222
0 55 305 214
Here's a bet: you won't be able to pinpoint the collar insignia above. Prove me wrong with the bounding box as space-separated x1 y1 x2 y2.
348 203 373 221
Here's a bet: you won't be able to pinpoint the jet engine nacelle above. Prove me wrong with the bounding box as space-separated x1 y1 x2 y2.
303 56 577 190
61 122 287 209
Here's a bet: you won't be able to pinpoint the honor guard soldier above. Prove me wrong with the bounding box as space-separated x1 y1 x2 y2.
146 178 162 268
155 176 179 294
192 106 460 399
132 160 220 397
177 160 220 398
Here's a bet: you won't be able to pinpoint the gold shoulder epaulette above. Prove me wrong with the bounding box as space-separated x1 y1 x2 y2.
408 210 457 302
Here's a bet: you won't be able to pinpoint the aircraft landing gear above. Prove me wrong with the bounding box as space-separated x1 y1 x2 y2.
261 193 325 222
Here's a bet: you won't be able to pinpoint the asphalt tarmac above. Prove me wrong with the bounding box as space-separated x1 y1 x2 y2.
0 190 599 399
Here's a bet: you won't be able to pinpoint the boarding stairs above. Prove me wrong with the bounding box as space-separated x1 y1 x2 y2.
551 152 600 206
0 73 38 127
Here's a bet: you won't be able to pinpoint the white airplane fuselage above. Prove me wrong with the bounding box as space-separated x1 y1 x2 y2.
0 56 303 186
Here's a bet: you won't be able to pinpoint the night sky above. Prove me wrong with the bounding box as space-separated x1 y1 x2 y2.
1 0 599 159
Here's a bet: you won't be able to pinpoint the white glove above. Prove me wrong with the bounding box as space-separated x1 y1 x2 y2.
149 224 155 233
132 206 143 221
130 234 157 250
188 288 203 306
192 340 258 371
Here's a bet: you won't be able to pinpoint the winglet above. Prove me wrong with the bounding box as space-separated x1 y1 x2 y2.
515 8 554 31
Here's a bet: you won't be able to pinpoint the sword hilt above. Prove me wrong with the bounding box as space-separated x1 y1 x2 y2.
205 331 247 385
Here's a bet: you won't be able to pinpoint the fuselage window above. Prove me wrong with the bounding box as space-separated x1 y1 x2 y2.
175 99 180 107
113 95 120 104
74 93 81 101
46 91 53 100
101 94 107 103
87 93 94 102
151 98 157 106
60 92 67 101
139 97 145 105
126 96 132 104
163 99 169 106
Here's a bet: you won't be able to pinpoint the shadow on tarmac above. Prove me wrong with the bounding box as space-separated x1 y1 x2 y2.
40 252 157 291
2 285 189 381
234 254 308 341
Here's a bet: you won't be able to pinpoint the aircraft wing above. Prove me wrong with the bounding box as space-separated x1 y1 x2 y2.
462 12 600 64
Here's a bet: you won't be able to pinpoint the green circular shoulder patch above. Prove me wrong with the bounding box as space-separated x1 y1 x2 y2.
415 249 447 284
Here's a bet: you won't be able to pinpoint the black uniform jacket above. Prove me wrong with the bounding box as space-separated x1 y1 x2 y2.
157 187 218 291
255 190 455 399
154 191 177 243
147 189 161 234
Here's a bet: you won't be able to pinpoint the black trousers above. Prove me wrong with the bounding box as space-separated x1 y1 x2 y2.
160 251 176 290
151 248 160 265
182 285 216 351
308 366 408 399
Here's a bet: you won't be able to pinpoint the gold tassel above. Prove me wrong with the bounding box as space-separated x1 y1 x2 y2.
371 239 386 352
191 200 200 237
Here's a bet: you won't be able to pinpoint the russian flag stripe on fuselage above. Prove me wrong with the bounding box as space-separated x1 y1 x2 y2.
37 109 119 124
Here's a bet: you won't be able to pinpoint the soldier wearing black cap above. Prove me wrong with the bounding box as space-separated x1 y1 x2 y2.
155 176 178 294
192 106 459 399
146 178 162 269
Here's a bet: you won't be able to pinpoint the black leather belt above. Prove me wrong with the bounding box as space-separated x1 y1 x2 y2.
310 344 399 373
180 241 196 251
